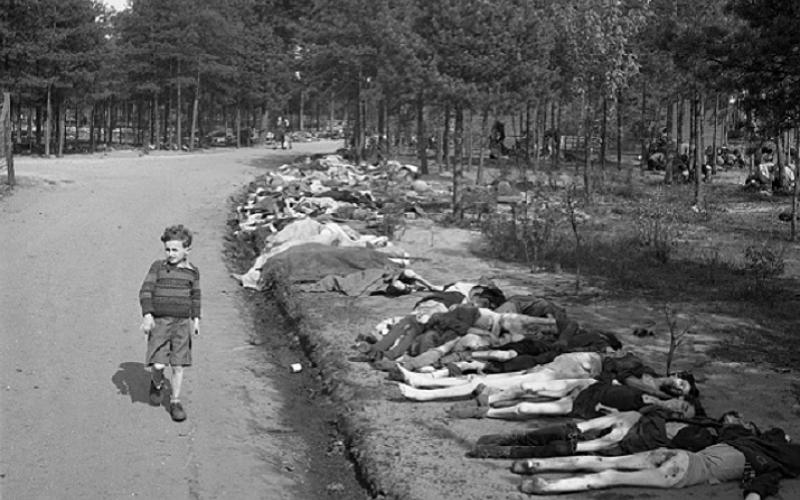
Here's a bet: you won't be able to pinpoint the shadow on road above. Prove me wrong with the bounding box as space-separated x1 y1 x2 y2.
112 361 151 404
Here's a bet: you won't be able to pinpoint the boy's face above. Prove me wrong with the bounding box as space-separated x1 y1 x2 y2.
164 239 190 265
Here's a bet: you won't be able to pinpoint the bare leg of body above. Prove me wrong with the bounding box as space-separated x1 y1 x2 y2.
397 364 529 389
485 396 574 419
573 411 642 453
397 381 480 401
487 379 596 406
518 450 688 494
512 446 673 475
471 350 517 361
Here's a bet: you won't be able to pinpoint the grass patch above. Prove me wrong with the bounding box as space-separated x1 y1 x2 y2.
475 168 800 334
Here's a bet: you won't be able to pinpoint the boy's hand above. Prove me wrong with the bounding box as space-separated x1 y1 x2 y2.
193 318 200 336
141 314 155 337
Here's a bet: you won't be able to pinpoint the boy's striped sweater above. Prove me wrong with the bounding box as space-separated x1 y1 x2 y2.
139 260 201 318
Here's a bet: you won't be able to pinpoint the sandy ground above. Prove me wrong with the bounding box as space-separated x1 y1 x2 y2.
292 221 800 500
0 142 363 499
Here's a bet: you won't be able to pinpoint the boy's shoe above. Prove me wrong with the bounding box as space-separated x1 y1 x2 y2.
148 381 163 406
169 401 187 422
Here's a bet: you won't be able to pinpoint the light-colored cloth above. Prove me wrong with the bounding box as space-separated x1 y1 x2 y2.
674 444 746 488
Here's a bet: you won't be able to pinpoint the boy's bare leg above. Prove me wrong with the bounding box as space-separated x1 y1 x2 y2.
170 365 184 401
519 450 688 494
512 448 677 475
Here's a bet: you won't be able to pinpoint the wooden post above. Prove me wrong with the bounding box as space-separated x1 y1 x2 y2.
1 92 15 186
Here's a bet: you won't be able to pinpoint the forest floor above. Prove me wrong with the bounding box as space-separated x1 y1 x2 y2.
255 156 800 500
4 142 799 500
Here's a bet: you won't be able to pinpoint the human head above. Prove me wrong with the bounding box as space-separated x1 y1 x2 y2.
664 371 700 398
161 224 193 265
719 410 757 433
661 397 697 419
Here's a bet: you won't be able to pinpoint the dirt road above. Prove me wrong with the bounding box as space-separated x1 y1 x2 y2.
0 142 357 499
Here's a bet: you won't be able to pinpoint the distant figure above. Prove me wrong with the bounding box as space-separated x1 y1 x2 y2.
281 116 292 149
139 225 201 422
274 116 286 149
490 121 507 158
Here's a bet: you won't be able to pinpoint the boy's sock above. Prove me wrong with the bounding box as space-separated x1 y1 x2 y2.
148 368 165 406
151 368 164 389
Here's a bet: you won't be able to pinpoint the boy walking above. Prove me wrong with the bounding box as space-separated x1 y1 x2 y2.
139 225 201 422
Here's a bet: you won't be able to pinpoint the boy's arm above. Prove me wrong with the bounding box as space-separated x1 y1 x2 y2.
139 261 160 316
191 268 201 335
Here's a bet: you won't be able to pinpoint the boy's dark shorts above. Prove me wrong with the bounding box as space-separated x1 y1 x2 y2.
146 317 192 366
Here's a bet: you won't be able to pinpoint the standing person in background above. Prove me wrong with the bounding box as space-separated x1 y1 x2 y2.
275 116 286 150
139 225 201 422
283 116 292 149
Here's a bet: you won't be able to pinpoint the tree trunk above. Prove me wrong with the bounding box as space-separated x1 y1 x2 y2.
441 104 450 170
329 91 335 132
583 95 592 198
190 70 200 150
45 84 52 157
1 92 14 185
466 108 473 170
452 104 464 216
354 75 363 163
555 101 562 169
792 126 799 240
416 91 428 175
600 96 607 177
693 93 702 206
689 96 696 171
137 100 143 146
90 102 96 152
617 90 623 170
35 105 42 150
177 61 182 150
712 94 718 175
524 102 531 166
235 103 241 148
299 89 305 131
152 94 160 147
57 97 64 157
699 94 706 182
477 107 488 185
665 99 674 184
27 105 33 154
162 93 170 147
639 79 647 174
107 98 115 146
677 96 684 166
382 99 391 159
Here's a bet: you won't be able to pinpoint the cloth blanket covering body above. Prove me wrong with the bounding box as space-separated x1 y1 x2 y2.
255 243 401 286
236 218 401 288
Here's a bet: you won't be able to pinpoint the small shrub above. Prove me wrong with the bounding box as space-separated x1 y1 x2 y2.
631 189 681 264
743 243 785 294
479 203 566 268
376 202 407 240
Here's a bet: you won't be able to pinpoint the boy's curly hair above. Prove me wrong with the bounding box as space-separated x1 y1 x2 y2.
161 224 193 247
